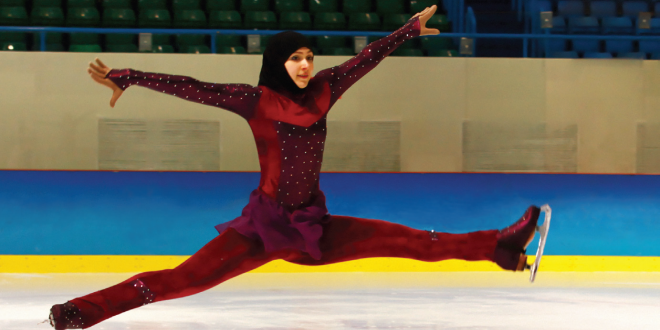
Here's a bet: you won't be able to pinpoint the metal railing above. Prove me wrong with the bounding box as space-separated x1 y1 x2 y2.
2 28 659 58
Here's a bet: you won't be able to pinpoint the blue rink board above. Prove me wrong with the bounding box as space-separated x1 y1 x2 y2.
0 171 658 256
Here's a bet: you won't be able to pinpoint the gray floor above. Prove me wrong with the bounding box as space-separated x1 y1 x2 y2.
1 272 659 329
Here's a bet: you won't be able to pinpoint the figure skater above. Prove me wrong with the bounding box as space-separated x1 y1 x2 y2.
49 6 544 329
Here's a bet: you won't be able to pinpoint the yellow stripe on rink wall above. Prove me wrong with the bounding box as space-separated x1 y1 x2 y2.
1 255 659 273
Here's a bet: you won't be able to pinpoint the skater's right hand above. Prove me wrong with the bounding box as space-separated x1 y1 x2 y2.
88 58 123 108
411 5 441 36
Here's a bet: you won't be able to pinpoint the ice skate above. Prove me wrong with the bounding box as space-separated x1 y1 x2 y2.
528 204 551 282
494 205 551 282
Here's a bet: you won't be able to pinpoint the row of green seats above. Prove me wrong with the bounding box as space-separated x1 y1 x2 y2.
0 0 442 15
0 7 448 32
212 0 442 15
2 31 456 55
1 41 458 56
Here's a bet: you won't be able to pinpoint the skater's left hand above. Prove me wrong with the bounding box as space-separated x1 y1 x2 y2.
412 5 441 36
87 58 123 108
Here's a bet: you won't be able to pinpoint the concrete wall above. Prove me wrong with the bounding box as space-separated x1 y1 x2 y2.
1 52 658 173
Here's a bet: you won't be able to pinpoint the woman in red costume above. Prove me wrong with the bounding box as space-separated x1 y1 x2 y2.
49 6 541 329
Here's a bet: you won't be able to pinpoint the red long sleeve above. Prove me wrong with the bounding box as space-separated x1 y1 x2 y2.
313 17 422 108
106 69 262 120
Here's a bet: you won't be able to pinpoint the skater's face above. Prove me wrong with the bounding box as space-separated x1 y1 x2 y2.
284 47 314 89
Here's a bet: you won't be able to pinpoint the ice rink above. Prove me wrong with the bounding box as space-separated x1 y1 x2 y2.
2 271 659 330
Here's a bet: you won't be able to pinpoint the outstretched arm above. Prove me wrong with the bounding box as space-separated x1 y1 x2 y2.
314 5 441 107
88 58 261 120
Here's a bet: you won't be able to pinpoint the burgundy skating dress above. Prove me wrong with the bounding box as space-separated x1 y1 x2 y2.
108 18 422 260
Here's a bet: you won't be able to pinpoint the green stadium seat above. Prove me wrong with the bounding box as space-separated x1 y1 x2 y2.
102 8 136 27
313 12 345 30
180 44 211 53
30 7 65 26
0 0 25 6
309 0 337 13
244 11 277 29
382 13 408 30
102 0 132 9
173 9 207 28
67 0 95 7
218 45 247 54
275 0 303 13
152 33 170 45
138 0 167 10
106 43 138 52
32 31 61 49
348 13 380 30
0 32 25 43
208 10 241 28
1 41 27 51
173 0 202 10
426 14 449 32
392 48 422 56
138 9 171 27
207 0 236 11
175 34 208 54
410 0 438 14
343 0 370 13
1 32 28 49
66 7 101 26
69 33 101 55
376 0 405 14
32 42 65 51
419 36 452 50
150 44 175 52
323 47 353 55
69 32 99 44
215 34 242 48
105 33 135 44
145 33 174 52
33 0 61 7
315 35 346 48
0 6 29 25
69 44 102 52
241 0 269 13
428 49 458 57
279 12 311 30
175 33 205 46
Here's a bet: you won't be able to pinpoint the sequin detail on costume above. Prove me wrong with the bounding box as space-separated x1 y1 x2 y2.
130 279 156 305
49 301 84 329
275 117 326 209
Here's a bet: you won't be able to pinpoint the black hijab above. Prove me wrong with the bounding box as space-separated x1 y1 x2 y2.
258 31 314 97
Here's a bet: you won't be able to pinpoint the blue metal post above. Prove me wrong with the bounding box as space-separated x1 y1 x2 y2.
210 32 217 54
40 31 46 51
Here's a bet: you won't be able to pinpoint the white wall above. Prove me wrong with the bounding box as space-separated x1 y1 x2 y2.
1 52 658 173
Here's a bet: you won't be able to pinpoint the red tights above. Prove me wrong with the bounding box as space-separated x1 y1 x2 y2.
71 215 498 328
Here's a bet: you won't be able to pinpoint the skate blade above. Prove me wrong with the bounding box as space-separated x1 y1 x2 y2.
529 204 551 283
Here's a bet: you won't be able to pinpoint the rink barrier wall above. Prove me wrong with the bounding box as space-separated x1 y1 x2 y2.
2 170 660 274
1 255 660 273
2 53 660 174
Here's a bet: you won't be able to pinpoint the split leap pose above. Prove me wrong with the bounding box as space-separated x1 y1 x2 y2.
49 6 545 329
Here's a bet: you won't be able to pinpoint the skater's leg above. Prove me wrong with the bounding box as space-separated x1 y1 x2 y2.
287 215 498 265
287 206 540 271
55 228 286 329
